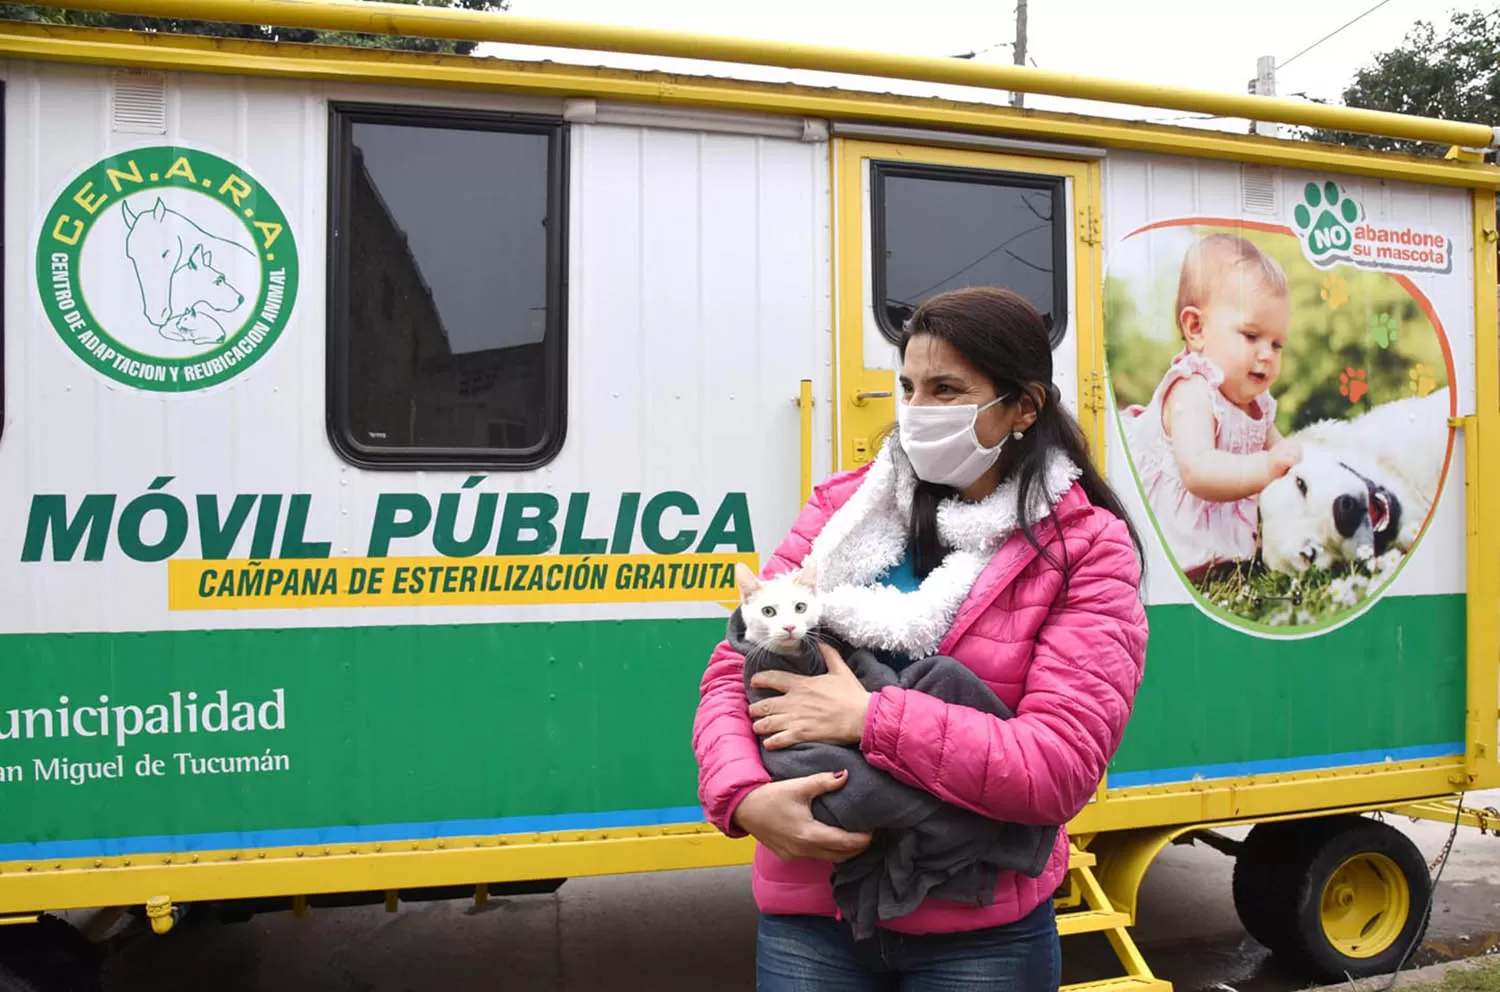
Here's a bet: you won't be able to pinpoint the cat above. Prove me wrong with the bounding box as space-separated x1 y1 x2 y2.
732 561 885 710
734 561 825 668
724 560 1059 940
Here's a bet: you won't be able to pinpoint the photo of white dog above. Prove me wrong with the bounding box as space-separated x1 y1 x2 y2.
1258 387 1450 575
1103 219 1458 628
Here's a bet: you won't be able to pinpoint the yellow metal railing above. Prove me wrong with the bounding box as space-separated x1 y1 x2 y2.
1464 195 1500 793
797 379 814 508
39 0 1500 150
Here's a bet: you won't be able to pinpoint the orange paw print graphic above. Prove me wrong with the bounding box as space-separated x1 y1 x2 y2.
1320 274 1349 310
1339 366 1368 404
1409 363 1436 397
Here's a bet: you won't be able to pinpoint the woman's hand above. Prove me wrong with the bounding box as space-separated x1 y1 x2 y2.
731 771 873 863
748 642 871 749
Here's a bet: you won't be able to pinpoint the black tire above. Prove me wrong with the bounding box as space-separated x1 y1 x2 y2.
1232 816 1360 955
1232 820 1301 951
1281 818 1433 984
0 916 101 992
0 964 41 992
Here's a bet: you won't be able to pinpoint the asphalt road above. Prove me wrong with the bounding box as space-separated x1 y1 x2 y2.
99 791 1500 992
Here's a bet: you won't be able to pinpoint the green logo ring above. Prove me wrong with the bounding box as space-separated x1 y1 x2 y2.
35 146 298 392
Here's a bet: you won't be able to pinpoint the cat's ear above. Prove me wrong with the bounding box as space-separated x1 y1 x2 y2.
734 563 762 598
792 559 819 590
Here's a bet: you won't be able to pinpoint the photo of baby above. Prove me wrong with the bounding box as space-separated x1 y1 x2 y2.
1105 221 1454 631
1122 234 1303 582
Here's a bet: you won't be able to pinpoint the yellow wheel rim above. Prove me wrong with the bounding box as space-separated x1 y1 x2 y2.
1319 852 1411 959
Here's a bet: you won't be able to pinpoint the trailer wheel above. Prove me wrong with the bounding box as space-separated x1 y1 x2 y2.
0 964 41 992
1283 818 1433 983
0 916 101 992
1232 821 1301 951
1232 816 1359 955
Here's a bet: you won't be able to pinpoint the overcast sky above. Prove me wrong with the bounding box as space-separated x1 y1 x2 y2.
488 0 1491 132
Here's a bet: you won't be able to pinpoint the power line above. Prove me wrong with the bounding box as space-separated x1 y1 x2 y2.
950 40 1012 59
896 219 1053 305
1146 113 1236 123
1278 0 1397 69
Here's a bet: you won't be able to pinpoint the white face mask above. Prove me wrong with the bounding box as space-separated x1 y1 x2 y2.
897 396 1011 490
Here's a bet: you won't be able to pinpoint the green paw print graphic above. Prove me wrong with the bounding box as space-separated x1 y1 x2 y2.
1293 181 1361 261
1369 312 1398 349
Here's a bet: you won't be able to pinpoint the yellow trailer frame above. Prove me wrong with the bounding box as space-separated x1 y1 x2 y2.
0 3 1496 988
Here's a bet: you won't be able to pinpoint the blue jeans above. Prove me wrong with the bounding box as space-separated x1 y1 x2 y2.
755 899 1061 992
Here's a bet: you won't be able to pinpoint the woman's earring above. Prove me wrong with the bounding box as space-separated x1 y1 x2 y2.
1011 430 1025 440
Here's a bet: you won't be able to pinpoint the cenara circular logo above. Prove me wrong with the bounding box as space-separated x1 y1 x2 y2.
36 146 298 391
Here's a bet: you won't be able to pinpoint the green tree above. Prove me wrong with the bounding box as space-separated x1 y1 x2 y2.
0 0 508 55
1301 7 1500 157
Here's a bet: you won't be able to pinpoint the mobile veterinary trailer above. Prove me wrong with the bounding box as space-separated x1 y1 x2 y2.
0 2 1497 989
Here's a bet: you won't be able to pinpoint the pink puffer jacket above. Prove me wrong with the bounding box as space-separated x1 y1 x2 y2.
691 462 1149 933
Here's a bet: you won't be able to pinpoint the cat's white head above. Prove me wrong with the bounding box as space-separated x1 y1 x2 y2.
735 562 822 655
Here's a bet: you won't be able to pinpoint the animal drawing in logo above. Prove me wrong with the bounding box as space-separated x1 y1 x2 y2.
121 196 255 347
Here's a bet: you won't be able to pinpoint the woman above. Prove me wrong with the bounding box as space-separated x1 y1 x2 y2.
691 286 1149 990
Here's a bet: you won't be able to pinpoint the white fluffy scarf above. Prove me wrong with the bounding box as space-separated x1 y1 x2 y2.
804 441 1082 659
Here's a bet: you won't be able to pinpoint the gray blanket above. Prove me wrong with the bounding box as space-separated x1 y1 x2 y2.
728 608 1058 940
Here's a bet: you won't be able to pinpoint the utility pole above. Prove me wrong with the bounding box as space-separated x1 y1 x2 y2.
1248 55 1278 138
1010 0 1028 108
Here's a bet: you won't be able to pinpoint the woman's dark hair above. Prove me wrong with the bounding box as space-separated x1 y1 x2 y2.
896 286 1145 585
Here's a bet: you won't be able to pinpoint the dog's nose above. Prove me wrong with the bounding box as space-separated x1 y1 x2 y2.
1333 493 1365 538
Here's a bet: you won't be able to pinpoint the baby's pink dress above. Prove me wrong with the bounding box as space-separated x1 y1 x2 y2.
1122 352 1276 577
